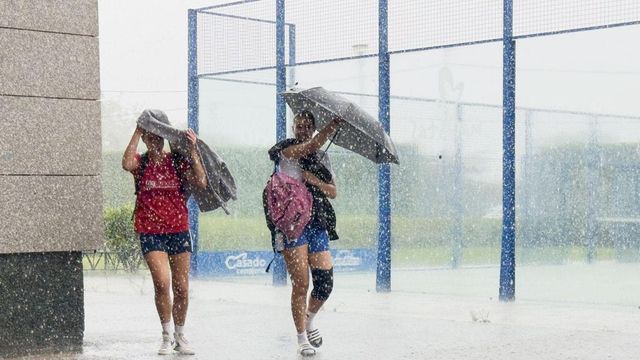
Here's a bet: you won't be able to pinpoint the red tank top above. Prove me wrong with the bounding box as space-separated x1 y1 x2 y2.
133 153 190 234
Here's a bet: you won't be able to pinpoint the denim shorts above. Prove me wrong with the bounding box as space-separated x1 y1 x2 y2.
284 224 330 254
139 232 192 256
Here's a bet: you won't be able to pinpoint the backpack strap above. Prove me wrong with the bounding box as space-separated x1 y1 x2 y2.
170 151 188 197
265 256 275 273
133 153 150 195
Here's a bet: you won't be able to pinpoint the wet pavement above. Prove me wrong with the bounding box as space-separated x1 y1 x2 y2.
8 267 640 359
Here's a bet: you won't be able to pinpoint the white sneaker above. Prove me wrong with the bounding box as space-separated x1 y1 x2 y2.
158 333 174 355
174 332 196 355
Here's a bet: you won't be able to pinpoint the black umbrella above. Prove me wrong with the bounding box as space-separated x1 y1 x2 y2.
283 87 399 164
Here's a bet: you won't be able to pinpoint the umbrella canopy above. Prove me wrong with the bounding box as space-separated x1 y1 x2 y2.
283 87 399 164
136 109 237 214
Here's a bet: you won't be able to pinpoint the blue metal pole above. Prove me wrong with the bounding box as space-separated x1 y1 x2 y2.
273 0 287 286
376 0 392 292
187 9 200 276
522 111 532 248
499 0 516 301
288 25 296 87
451 104 464 268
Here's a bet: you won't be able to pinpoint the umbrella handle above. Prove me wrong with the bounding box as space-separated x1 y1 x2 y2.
320 127 341 161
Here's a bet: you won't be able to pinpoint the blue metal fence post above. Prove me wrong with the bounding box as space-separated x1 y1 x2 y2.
187 9 200 276
451 104 464 268
288 25 296 88
273 0 288 286
522 111 532 248
499 0 516 301
376 0 392 292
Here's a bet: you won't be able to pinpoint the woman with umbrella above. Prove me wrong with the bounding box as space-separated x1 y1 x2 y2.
273 86 398 356
268 110 343 356
122 110 207 355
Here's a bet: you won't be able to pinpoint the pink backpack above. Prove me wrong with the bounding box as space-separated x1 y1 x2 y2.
265 172 313 241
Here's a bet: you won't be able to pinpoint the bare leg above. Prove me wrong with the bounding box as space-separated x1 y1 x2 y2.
169 252 191 326
144 251 172 324
283 245 310 334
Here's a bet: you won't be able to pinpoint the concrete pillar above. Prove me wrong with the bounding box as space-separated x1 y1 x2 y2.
0 0 102 355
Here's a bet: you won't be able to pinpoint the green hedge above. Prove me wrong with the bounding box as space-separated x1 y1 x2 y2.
103 205 143 272
101 142 640 266
196 214 502 250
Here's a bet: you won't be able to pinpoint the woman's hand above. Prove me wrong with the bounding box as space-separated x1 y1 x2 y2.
186 129 198 153
184 128 208 189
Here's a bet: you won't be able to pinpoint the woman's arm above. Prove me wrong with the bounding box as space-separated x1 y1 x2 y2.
281 118 343 159
185 129 208 189
122 127 143 172
302 171 337 199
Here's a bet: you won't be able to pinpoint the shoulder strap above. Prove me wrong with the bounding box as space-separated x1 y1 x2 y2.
134 152 150 195
171 151 188 195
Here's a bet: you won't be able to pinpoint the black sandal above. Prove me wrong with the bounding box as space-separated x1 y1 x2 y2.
306 328 323 348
